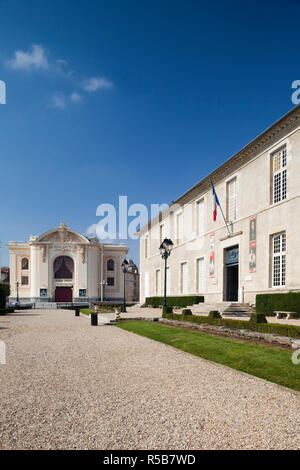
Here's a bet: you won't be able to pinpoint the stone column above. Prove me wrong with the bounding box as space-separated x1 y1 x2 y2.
30 245 40 300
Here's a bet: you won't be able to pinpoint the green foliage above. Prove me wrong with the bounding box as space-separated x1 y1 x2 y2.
209 310 222 319
145 296 204 308
164 312 300 339
182 308 193 315
0 282 10 308
0 307 14 315
163 306 173 315
249 313 267 324
256 292 300 317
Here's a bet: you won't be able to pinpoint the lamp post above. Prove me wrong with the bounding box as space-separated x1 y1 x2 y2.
15 281 19 304
159 238 174 318
100 280 108 302
121 259 129 313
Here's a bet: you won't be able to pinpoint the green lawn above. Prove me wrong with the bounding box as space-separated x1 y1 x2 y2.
116 321 300 391
80 307 114 315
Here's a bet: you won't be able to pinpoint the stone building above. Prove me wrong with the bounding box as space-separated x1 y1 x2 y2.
125 260 140 302
138 105 300 306
7 223 131 304
1 267 9 283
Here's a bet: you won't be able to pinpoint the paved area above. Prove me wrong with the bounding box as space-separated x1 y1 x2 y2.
0 309 299 450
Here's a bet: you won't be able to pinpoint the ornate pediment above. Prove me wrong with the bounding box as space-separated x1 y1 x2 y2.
38 223 91 245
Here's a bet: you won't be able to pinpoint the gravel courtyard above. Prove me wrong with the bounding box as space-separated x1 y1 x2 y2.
0 309 299 450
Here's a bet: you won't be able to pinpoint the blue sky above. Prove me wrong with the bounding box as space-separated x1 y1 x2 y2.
0 0 299 267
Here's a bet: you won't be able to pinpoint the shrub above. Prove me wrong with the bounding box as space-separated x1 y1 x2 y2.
164 312 300 339
145 296 204 308
163 306 173 315
0 307 14 315
256 292 300 316
0 283 10 308
182 309 193 315
209 310 222 319
249 313 267 324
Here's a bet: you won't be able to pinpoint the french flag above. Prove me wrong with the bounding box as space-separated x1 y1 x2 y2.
210 178 220 222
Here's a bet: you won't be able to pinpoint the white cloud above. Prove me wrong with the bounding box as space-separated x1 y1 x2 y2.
8 44 48 71
70 92 82 103
86 224 97 235
82 76 114 92
50 92 66 109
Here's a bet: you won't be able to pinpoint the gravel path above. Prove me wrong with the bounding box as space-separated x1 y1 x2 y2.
0 309 299 450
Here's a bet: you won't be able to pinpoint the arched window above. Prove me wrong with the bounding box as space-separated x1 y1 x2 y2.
107 259 115 271
54 256 74 279
21 258 29 270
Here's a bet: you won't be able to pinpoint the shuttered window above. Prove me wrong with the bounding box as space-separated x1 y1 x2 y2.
180 262 188 294
227 178 237 222
155 269 161 295
196 258 204 293
197 200 204 236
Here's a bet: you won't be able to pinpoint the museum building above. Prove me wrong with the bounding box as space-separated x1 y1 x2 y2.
138 105 300 305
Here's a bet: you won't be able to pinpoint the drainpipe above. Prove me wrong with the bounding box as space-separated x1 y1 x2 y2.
100 245 104 302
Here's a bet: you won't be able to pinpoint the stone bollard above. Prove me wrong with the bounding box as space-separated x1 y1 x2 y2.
91 304 99 326
75 306 80 317
91 313 98 326
114 307 121 321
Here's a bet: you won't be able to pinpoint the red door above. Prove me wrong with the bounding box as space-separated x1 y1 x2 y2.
55 287 73 302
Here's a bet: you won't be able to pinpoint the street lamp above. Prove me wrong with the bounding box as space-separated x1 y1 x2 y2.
15 281 19 304
159 238 174 317
121 259 129 313
100 280 108 302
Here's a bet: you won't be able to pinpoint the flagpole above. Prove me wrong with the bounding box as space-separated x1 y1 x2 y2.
210 177 232 238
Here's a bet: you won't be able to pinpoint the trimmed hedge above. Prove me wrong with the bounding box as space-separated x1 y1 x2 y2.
249 313 267 324
0 282 10 308
164 313 300 339
145 296 204 308
163 306 173 315
209 310 222 319
256 293 300 317
0 307 14 315
182 309 193 315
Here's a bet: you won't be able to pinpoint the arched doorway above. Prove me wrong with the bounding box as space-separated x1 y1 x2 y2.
54 256 74 302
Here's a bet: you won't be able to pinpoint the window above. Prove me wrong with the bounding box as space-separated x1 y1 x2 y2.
107 277 115 286
144 235 148 258
144 272 149 298
180 262 188 294
155 269 161 295
196 258 204 293
107 259 115 271
21 258 29 270
166 266 171 295
176 212 183 243
227 178 237 222
197 200 204 236
21 276 29 285
159 224 164 244
272 232 286 287
54 256 74 279
272 147 287 204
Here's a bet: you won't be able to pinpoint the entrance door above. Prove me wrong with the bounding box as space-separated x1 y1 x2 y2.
55 287 73 302
224 245 239 301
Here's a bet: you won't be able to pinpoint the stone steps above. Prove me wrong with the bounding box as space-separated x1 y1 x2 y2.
188 302 254 318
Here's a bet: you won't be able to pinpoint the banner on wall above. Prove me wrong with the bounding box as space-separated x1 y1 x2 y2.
209 232 215 277
249 216 256 272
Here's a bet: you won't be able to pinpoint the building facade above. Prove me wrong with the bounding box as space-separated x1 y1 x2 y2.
125 260 140 302
139 105 300 305
8 222 134 304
